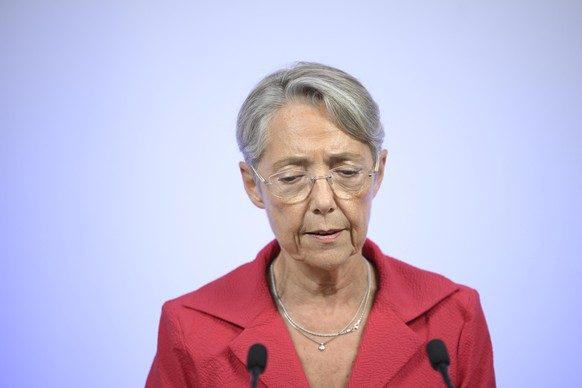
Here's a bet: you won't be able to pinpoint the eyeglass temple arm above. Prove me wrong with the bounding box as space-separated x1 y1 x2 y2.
250 165 269 184
368 153 380 177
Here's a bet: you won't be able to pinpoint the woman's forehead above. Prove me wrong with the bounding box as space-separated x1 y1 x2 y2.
261 103 373 167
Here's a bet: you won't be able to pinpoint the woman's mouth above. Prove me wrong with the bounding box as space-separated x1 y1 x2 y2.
306 229 343 241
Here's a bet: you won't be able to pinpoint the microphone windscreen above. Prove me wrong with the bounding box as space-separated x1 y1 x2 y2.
426 339 450 370
247 343 268 373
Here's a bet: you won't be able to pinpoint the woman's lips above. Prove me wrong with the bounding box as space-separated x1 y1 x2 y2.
306 229 343 241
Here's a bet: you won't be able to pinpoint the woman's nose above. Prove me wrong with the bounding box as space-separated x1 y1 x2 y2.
308 176 336 214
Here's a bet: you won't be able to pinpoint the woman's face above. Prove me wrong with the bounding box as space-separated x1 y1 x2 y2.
241 102 387 270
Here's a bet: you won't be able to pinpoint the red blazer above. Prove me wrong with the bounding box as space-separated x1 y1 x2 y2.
147 240 495 387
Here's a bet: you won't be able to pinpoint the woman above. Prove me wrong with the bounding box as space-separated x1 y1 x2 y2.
146 63 495 387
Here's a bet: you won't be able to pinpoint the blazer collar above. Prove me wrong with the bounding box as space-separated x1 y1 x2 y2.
182 239 459 386
181 241 280 328
182 241 310 385
350 240 459 385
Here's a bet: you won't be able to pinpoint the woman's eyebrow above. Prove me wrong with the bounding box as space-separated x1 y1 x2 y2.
328 152 366 164
271 156 310 171
270 153 367 170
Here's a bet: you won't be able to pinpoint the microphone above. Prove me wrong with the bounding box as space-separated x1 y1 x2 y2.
426 339 453 388
247 343 268 388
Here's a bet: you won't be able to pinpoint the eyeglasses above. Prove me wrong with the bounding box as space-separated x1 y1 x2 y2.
251 157 379 202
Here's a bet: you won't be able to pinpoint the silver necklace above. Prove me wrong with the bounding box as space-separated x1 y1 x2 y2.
270 259 372 351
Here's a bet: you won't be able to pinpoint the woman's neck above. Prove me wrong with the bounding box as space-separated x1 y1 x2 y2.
271 252 373 309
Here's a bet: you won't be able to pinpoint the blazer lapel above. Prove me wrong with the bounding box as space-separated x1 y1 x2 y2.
229 305 309 388
348 301 423 386
347 240 459 386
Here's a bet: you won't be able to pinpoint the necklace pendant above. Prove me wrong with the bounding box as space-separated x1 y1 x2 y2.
318 343 326 351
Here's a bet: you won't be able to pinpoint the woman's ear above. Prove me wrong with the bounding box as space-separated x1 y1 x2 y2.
372 149 388 197
239 161 266 209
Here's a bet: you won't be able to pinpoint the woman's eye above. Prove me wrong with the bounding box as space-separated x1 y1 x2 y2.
277 174 304 184
336 168 360 178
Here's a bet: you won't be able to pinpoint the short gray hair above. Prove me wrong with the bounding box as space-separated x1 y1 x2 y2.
236 62 384 167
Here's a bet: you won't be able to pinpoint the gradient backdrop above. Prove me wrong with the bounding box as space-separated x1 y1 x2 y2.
1 1 581 387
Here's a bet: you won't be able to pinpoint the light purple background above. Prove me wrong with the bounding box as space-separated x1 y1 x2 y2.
1 1 581 387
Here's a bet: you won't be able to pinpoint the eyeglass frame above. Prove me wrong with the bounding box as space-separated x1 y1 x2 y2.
250 154 380 201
